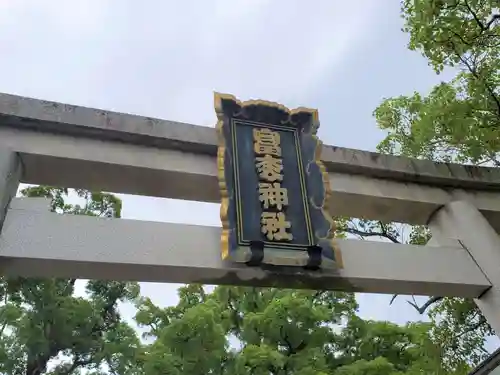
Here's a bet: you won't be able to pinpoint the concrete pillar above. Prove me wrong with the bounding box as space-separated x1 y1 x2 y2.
428 200 500 336
0 149 21 232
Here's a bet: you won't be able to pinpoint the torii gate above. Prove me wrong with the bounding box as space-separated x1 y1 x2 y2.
1 92 500 338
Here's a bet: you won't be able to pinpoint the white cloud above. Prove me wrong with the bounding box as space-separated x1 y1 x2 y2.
0 0 111 37
1 0 436 346
0 0 384 124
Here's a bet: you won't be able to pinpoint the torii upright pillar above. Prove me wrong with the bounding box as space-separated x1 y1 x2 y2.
1 91 500 338
0 149 21 231
428 200 500 335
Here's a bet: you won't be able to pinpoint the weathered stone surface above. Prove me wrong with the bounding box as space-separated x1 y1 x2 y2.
1 92 499 191
321 146 500 190
0 149 21 231
0 198 491 297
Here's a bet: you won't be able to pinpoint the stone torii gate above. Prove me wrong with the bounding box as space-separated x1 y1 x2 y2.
1 92 500 337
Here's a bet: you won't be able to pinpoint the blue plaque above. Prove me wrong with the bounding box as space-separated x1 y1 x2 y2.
215 93 340 270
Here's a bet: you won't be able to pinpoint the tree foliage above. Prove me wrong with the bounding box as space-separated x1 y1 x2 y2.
359 0 500 368
136 285 461 375
0 187 141 375
0 187 465 374
377 0 499 165
1 1 497 373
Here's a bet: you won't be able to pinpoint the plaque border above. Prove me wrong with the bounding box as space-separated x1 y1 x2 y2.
214 92 342 268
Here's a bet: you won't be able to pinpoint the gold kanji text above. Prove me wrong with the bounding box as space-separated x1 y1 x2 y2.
261 212 293 241
253 128 281 157
258 182 289 210
255 154 283 182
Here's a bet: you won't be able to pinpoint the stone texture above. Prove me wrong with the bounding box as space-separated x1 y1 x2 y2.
1 92 499 191
0 149 21 231
0 198 490 297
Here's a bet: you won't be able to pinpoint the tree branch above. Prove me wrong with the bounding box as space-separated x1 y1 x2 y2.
343 227 401 244
463 0 486 31
455 48 500 116
407 296 444 314
280 326 307 356
485 14 500 30
455 315 488 341
58 357 94 375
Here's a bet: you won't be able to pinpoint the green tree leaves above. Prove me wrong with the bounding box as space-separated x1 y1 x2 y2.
0 187 141 375
371 0 500 369
377 0 500 166
7 4 497 371
134 285 458 374
375 77 500 165
0 184 467 374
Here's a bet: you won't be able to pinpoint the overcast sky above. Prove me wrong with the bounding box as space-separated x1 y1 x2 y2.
2 0 495 350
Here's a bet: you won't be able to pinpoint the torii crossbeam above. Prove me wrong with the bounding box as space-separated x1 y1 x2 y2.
1 92 500 334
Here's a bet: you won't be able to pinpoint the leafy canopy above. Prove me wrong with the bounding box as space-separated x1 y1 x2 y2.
377 0 499 166
365 0 500 368
0 187 461 374
2 0 498 373
0 186 141 375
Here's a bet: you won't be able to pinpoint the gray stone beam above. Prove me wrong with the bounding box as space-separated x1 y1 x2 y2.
0 149 21 231
2 126 500 230
428 200 500 336
1 91 499 191
0 198 491 297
